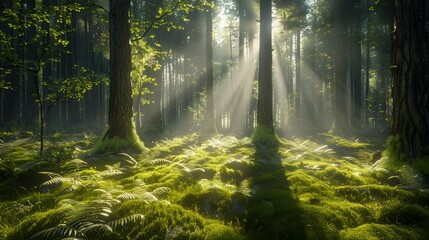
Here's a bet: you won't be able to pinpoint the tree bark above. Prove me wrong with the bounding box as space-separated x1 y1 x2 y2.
333 0 349 134
107 0 134 139
256 0 274 132
392 0 429 158
205 2 216 132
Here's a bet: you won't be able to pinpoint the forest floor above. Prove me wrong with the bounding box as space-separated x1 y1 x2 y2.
0 132 429 239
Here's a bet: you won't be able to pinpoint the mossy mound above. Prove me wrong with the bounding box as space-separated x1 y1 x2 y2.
339 224 421 240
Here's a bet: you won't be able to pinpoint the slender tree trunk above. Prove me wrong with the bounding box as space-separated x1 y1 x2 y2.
352 0 362 129
205 2 216 133
295 30 301 129
392 0 429 158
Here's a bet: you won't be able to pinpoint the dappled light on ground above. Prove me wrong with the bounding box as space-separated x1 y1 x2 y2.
0 134 428 239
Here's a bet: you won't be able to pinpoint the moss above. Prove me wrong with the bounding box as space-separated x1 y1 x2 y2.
302 205 343 239
203 223 243 240
339 224 421 240
334 185 416 203
323 133 373 149
90 126 145 154
318 166 365 185
181 187 233 219
287 170 320 186
383 135 407 163
8 206 73 239
251 125 279 146
411 157 429 176
114 201 243 239
379 203 429 227
324 201 374 226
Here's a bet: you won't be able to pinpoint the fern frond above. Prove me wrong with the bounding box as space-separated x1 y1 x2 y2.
107 214 144 230
141 192 158 202
99 169 124 177
149 159 171 166
78 222 112 234
151 187 170 198
175 163 191 173
117 193 140 201
118 153 138 166
62 159 88 172
31 225 80 240
39 171 62 178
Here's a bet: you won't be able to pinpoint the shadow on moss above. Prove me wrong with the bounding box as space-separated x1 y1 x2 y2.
245 142 307 240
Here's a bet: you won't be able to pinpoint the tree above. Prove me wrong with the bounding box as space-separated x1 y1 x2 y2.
391 0 429 159
332 0 348 134
95 0 144 153
205 0 217 133
253 0 276 143
0 1 101 154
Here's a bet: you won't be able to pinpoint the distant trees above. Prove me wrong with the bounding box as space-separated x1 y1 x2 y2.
391 0 429 158
0 1 103 153
0 0 402 146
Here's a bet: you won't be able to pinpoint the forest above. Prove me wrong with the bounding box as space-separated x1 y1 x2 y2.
0 0 428 239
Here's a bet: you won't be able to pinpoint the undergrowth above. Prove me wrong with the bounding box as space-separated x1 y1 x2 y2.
0 133 428 239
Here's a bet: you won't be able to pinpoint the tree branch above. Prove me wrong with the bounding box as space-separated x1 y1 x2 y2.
131 0 180 42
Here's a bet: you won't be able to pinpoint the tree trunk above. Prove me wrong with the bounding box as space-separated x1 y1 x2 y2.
352 0 362 129
205 2 216 133
255 0 274 134
392 0 429 159
295 30 301 129
97 0 143 153
333 0 349 134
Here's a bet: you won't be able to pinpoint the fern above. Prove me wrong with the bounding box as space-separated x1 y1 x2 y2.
175 162 191 173
149 159 171 166
99 169 124 177
117 193 140 201
62 159 88 173
30 225 82 239
118 153 138 167
39 172 79 192
151 187 170 199
107 214 144 230
141 192 158 202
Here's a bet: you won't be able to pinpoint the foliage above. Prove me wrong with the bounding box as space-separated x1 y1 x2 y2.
1 133 429 239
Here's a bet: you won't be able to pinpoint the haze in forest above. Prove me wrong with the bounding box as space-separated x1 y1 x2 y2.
0 0 429 239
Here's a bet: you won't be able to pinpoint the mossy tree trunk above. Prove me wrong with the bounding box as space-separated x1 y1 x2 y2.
392 0 429 159
256 0 273 133
96 0 144 153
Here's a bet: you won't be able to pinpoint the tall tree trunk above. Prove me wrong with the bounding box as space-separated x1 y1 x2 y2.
96 0 143 153
364 0 371 128
255 0 274 136
108 0 133 139
352 0 362 129
295 30 301 129
392 0 429 159
205 2 216 133
333 0 349 134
